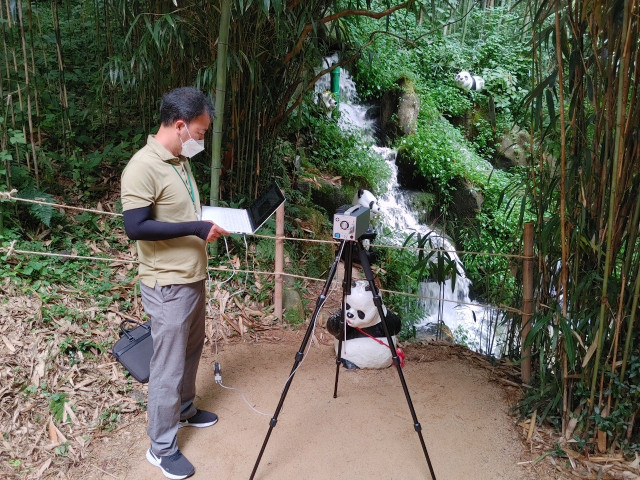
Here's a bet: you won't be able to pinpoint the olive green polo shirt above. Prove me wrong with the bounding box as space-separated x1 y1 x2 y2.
121 135 206 287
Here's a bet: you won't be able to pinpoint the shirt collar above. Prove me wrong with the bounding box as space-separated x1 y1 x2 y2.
146 135 187 165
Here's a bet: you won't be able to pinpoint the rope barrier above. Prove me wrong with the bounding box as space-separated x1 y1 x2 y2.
0 191 528 315
208 265 328 283
1 190 529 260
0 189 17 200
6 240 16 258
251 233 530 260
1 245 525 316
1 246 138 264
0 189 122 217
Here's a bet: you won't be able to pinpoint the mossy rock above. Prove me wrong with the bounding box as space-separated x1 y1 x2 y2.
380 76 420 143
403 190 436 224
450 176 483 218
283 286 305 326
297 177 358 215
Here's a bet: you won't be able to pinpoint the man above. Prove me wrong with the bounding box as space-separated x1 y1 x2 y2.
121 87 228 479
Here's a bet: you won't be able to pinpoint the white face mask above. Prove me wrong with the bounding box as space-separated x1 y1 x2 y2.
180 124 205 158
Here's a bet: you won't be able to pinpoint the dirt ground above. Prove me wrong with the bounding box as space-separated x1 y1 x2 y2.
65 329 560 480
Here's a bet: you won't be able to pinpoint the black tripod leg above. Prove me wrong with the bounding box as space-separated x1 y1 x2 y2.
357 240 438 480
250 241 345 480
333 241 354 399
333 337 343 398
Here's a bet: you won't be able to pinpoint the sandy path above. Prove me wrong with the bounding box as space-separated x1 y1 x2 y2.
73 331 552 480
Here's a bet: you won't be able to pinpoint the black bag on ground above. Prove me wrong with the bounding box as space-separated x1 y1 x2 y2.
112 319 153 383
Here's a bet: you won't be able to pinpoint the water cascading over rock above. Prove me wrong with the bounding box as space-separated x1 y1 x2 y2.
315 55 503 356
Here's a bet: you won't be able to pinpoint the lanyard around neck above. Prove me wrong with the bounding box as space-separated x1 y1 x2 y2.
171 163 195 204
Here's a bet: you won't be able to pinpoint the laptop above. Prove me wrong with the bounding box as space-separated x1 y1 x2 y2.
201 182 285 234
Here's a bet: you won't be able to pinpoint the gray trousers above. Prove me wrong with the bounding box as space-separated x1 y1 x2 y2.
140 279 206 456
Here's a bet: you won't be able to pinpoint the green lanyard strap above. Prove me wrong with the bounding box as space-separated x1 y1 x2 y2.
171 163 195 203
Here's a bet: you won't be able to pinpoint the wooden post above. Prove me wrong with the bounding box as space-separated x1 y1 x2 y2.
521 222 534 384
274 203 285 321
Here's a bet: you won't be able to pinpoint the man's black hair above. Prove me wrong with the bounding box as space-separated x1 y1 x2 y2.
159 87 215 126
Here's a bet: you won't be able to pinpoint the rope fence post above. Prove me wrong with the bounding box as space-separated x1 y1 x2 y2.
521 222 534 384
274 202 285 321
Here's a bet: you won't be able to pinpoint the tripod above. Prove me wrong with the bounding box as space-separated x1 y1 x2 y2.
250 237 437 480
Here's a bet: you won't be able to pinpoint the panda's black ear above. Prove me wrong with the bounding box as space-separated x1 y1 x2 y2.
351 280 357 288
358 189 364 197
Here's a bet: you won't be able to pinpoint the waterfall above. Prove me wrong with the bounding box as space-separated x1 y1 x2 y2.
316 56 503 356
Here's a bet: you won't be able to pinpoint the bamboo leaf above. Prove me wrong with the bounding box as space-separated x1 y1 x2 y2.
272 0 283 14
259 0 270 14
524 314 552 350
559 318 576 366
545 88 555 129
582 330 600 368
164 13 176 29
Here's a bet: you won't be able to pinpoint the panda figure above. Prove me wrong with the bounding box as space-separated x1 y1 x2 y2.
455 70 485 91
353 189 381 214
318 90 338 118
326 280 402 369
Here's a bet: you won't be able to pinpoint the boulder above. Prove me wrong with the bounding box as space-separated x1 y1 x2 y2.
403 190 436 224
451 177 483 218
496 126 530 169
415 321 455 343
283 286 305 325
297 178 354 215
380 77 420 142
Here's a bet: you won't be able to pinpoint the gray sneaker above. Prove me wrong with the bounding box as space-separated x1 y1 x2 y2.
146 448 195 480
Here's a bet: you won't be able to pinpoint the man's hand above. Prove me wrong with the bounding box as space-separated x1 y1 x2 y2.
205 222 229 242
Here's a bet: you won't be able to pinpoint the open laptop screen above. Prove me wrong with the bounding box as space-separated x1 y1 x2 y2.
248 183 286 231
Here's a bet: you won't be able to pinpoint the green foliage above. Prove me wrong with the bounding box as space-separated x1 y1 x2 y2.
283 308 304 326
396 116 467 208
430 84 473 118
453 325 479 351
294 106 392 193
373 232 432 339
55 441 70 457
48 393 68 422
482 66 524 111
97 406 122 432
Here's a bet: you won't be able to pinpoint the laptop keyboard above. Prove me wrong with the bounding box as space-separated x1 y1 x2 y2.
219 212 251 233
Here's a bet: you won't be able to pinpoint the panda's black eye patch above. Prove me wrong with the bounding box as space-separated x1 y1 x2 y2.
357 310 365 319
346 303 351 310
369 201 374 208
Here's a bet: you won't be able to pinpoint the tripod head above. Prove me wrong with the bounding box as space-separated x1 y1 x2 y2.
338 229 379 266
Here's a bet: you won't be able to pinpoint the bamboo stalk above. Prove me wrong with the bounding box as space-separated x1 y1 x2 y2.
553 3 571 438
4 0 28 171
521 222 534 384
26 0 41 147
16 0 37 185
51 0 70 153
620 254 640 382
0 1 8 99
589 0 631 418
210 0 231 207
274 203 284 321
